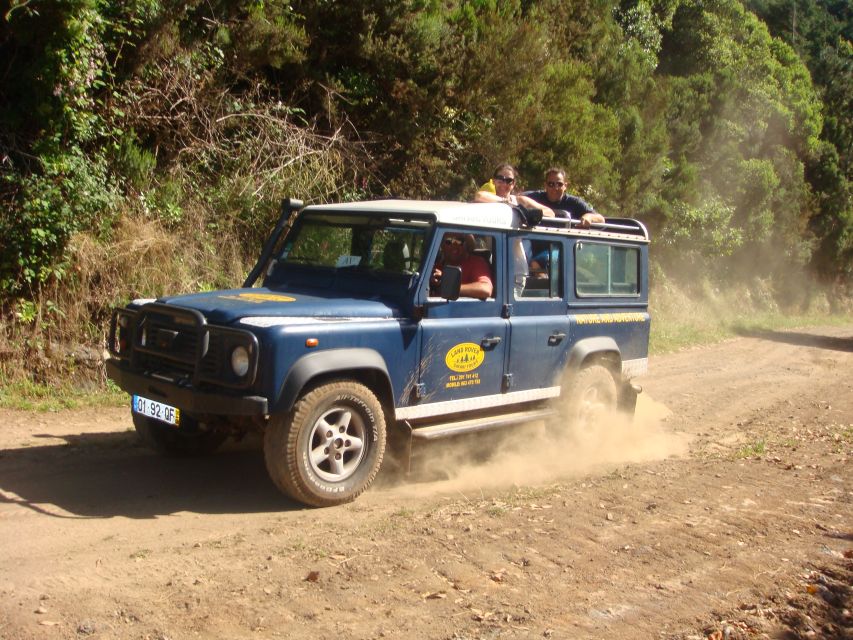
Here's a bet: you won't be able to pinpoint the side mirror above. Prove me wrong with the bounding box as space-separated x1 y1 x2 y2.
438 265 461 300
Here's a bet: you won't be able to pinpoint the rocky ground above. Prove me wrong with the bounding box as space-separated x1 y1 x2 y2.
0 325 851 639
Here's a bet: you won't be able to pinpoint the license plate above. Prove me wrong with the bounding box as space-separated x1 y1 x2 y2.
133 395 180 426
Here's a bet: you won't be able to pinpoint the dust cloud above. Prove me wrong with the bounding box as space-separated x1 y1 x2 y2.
381 394 690 500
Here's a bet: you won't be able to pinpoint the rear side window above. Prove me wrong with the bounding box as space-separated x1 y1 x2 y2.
575 242 639 296
512 238 562 299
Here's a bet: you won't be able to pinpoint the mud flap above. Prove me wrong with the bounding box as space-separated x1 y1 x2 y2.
619 382 642 414
386 420 413 475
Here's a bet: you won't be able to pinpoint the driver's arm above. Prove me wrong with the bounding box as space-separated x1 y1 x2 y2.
460 256 493 300
459 280 492 300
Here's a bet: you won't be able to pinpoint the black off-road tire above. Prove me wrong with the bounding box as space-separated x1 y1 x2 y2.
558 364 618 445
132 413 227 456
263 380 386 507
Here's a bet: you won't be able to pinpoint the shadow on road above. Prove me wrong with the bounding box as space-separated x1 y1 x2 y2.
0 431 305 518
734 327 853 353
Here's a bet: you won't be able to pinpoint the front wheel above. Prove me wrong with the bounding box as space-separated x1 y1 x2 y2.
263 380 386 507
558 365 618 445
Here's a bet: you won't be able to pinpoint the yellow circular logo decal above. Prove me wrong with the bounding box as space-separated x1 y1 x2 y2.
445 342 485 373
231 293 296 303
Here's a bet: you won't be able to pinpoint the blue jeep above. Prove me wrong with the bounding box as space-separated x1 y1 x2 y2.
106 198 650 506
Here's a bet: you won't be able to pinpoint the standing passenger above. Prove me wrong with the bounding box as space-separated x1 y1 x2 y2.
523 167 605 228
474 163 555 217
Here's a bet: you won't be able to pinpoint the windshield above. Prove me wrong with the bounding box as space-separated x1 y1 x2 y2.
275 211 432 277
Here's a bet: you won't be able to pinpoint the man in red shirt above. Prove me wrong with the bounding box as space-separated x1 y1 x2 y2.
431 232 493 300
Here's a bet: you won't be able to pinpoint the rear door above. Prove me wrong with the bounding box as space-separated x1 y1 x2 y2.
506 233 570 392
569 238 650 371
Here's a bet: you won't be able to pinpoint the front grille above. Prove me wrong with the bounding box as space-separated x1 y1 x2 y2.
127 303 258 389
199 331 226 380
132 304 207 382
138 351 196 377
146 321 200 363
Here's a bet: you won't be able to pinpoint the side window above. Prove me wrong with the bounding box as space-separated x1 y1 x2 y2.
575 242 639 296
431 232 496 300
513 238 562 299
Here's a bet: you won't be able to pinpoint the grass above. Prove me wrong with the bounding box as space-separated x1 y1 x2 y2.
391 507 415 519
650 311 852 354
734 439 767 459
648 278 852 354
0 378 126 412
832 427 852 454
650 321 728 354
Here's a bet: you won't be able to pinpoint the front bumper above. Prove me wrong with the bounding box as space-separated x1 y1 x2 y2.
106 359 269 416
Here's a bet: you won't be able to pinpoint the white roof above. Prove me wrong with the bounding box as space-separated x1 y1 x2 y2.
302 199 649 241
303 199 520 229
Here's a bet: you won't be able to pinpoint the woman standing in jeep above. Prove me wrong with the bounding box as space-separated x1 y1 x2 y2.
474 163 555 217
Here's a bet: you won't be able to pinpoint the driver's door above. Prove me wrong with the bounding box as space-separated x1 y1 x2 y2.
414 231 507 415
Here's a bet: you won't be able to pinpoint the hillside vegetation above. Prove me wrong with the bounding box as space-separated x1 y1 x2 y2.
0 0 850 383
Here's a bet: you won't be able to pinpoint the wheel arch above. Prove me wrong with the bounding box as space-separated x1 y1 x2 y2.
565 337 622 378
564 338 640 413
273 349 394 415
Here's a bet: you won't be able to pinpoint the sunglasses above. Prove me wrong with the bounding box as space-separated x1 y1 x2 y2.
444 237 464 246
546 181 566 188
493 175 515 184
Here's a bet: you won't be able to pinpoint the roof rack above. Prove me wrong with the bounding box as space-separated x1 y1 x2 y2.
537 215 649 240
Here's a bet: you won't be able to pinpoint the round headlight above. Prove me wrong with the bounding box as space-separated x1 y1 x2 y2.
231 346 250 377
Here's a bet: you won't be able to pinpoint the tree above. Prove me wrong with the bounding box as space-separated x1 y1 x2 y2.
745 0 853 283
654 0 822 276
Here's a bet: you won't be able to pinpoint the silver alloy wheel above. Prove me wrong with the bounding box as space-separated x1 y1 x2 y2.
307 407 367 482
264 380 386 507
558 365 617 445
576 384 609 435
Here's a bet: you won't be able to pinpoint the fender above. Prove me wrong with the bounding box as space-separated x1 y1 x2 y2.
565 337 621 372
274 348 391 413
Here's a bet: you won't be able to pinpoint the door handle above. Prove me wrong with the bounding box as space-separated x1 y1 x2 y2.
481 336 502 348
548 332 566 346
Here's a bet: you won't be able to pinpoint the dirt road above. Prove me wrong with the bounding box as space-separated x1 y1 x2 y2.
1 326 851 639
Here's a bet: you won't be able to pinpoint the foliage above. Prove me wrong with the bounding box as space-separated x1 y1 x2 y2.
658 196 742 258
0 0 850 384
651 0 823 275
0 2 120 295
744 0 853 282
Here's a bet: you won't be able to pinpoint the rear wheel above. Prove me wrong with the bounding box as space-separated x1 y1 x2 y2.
264 380 386 507
558 365 618 445
132 413 227 456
